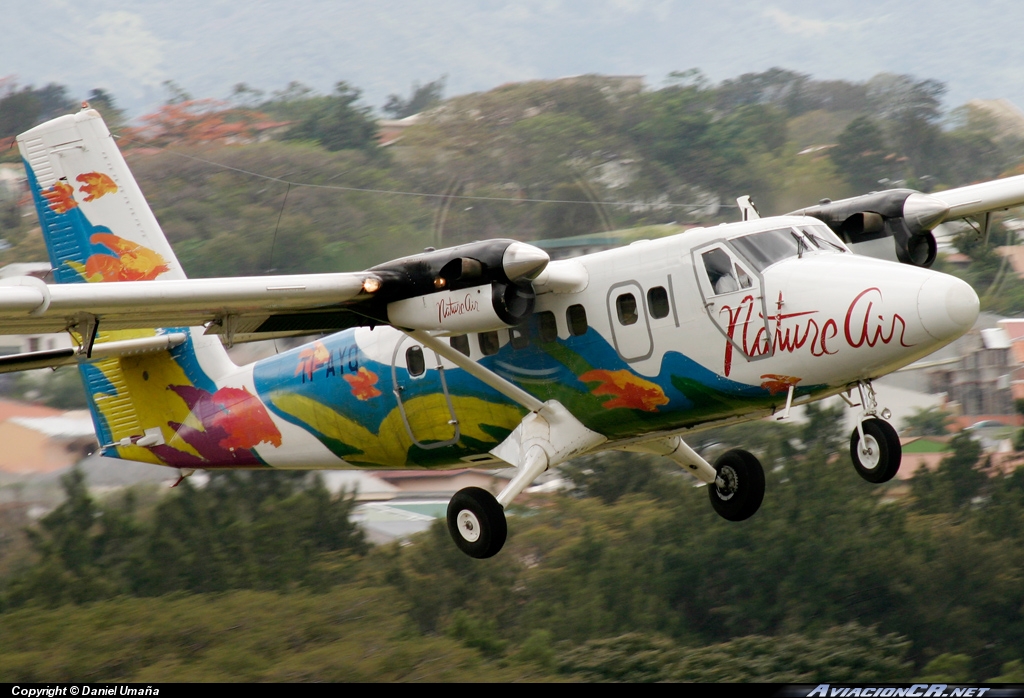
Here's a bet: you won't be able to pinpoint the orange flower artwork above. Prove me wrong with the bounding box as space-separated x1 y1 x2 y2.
760 374 802 395
206 386 283 450
42 180 78 213
295 341 331 377
76 172 118 201
580 369 669 412
344 367 382 401
86 233 170 281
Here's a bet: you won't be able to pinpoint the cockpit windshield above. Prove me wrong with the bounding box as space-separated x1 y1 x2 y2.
730 225 848 271
730 228 801 271
801 225 849 252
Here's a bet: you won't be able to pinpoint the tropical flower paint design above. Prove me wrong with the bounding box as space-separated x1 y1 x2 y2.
344 367 382 401
150 385 282 467
42 180 78 213
579 369 669 412
76 171 118 201
66 232 171 282
269 391 522 467
295 340 331 379
760 374 802 395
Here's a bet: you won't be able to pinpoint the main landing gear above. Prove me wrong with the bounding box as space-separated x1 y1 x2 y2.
843 381 902 483
448 487 508 559
447 400 607 559
622 435 765 522
708 449 765 521
446 437 769 558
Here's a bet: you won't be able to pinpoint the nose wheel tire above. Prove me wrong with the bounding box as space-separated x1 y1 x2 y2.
850 418 902 483
447 486 507 559
708 449 765 521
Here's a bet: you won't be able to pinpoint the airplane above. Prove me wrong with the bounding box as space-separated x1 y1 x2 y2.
7 106 1024 559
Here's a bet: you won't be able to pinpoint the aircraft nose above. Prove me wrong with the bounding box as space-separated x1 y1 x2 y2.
917 274 979 341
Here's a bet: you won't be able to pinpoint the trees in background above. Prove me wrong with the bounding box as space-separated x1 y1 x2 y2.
3 469 365 608
1 404 1023 681
4 67 1022 269
383 76 446 119
275 81 379 153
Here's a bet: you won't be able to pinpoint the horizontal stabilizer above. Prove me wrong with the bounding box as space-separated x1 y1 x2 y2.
0 333 186 374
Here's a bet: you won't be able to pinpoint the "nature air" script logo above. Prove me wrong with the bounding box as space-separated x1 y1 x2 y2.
438 293 481 324
719 288 912 376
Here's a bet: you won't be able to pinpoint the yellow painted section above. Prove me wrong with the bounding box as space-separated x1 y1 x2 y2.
87 329 202 464
119 352 202 459
271 393 523 467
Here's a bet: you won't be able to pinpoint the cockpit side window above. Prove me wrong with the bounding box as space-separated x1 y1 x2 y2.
730 228 801 271
702 248 740 295
735 263 753 289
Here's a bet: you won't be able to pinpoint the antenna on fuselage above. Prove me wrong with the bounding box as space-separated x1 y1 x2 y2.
737 195 760 221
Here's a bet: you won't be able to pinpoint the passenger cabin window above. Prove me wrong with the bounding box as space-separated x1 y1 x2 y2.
510 326 529 349
406 346 425 377
567 304 588 336
450 334 470 357
647 286 670 319
616 293 639 325
479 331 500 356
536 311 558 343
702 248 740 295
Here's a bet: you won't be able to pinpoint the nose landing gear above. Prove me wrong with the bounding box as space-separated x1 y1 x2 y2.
844 381 902 483
851 418 902 483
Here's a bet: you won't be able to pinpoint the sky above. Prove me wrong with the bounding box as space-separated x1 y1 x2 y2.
4 1 1024 118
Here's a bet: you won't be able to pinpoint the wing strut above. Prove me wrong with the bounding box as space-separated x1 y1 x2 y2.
407 328 606 558
406 329 545 411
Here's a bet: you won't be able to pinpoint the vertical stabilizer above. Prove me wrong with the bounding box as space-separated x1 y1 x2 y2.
17 108 185 284
17 109 237 466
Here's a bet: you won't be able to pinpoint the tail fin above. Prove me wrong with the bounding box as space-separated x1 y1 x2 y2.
18 108 186 284
18 108 237 466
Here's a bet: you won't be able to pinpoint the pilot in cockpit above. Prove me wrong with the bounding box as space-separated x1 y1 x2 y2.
702 248 739 295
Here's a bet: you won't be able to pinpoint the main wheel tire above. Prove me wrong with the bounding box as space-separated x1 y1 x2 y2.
447 486 507 559
708 449 765 522
850 418 902 483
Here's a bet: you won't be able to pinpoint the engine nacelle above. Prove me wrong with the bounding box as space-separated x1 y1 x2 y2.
387 282 535 334
369 239 549 300
790 189 947 268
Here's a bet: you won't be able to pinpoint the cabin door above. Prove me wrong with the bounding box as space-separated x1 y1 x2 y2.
606 281 654 362
390 335 460 449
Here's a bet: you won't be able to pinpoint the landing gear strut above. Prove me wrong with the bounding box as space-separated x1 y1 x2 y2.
623 436 765 521
446 400 607 559
844 381 902 483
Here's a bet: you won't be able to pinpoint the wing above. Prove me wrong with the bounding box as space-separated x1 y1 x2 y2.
789 174 1024 267
0 245 576 344
5 108 578 370
0 272 373 339
932 174 1024 220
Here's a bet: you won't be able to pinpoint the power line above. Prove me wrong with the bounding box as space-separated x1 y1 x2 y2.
115 135 736 210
